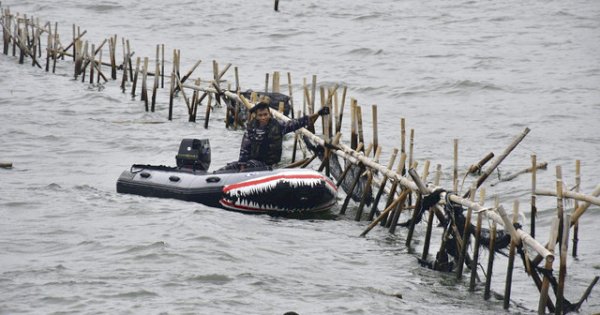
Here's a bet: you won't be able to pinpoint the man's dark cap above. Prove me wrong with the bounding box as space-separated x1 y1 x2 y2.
249 102 270 113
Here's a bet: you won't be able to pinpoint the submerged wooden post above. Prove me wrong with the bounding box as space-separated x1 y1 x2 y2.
131 56 141 97
150 56 160 112
483 221 497 300
204 80 213 129
556 214 570 315
51 22 58 73
350 99 357 150
336 86 347 133
572 160 580 257
538 218 559 314
89 44 95 84
531 154 537 238
457 186 475 279
287 72 294 118
141 56 149 111
469 188 485 291
421 164 442 262
161 43 165 88
453 139 458 192
109 34 117 79
504 200 519 310
120 39 128 92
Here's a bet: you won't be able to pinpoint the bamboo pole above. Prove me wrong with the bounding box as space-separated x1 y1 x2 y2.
556 214 570 315
483 221 497 301
467 128 531 198
131 56 140 97
356 105 364 147
404 164 429 242
264 72 269 93
350 99 357 150
457 186 475 279
570 184 600 225
161 44 165 88
572 160 580 257
45 26 51 72
310 75 316 114
360 189 411 237
89 43 95 84
109 34 116 79
535 188 600 208
504 200 519 310
493 162 548 185
151 56 159 112
421 164 442 262
50 22 57 72
97 47 103 83
120 40 128 92
538 218 559 314
453 139 458 192
355 168 374 221
469 188 485 291
530 183 600 267
204 79 213 129
141 56 149 111
287 72 294 118
531 154 538 238
336 86 347 133
80 41 87 82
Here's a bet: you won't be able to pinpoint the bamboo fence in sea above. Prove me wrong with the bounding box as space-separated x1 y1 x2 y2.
1 6 599 314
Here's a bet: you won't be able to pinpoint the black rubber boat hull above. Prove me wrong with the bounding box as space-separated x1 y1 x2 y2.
116 166 337 216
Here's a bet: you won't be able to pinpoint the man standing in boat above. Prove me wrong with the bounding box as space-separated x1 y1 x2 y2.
225 96 329 171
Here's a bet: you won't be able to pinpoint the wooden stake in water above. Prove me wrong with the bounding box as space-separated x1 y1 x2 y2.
350 99 357 150
572 160 580 257
556 214 570 315
504 200 519 310
453 139 458 192
132 56 141 97
336 86 347 133
141 56 149 111
356 105 364 147
161 44 165 88
469 188 485 291
457 186 475 279
372 105 378 157
287 72 294 118
531 154 537 238
483 220 497 301
538 218 559 314
109 34 117 79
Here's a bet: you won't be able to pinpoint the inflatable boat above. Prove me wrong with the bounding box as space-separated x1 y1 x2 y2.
116 139 337 216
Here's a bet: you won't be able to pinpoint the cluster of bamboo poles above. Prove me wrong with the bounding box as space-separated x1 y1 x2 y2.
2 6 599 314
0 7 229 124
221 74 599 314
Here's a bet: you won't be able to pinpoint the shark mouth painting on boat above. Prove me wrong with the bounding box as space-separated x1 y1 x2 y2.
219 170 337 213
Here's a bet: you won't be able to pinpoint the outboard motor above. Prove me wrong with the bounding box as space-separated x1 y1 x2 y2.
175 139 211 171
